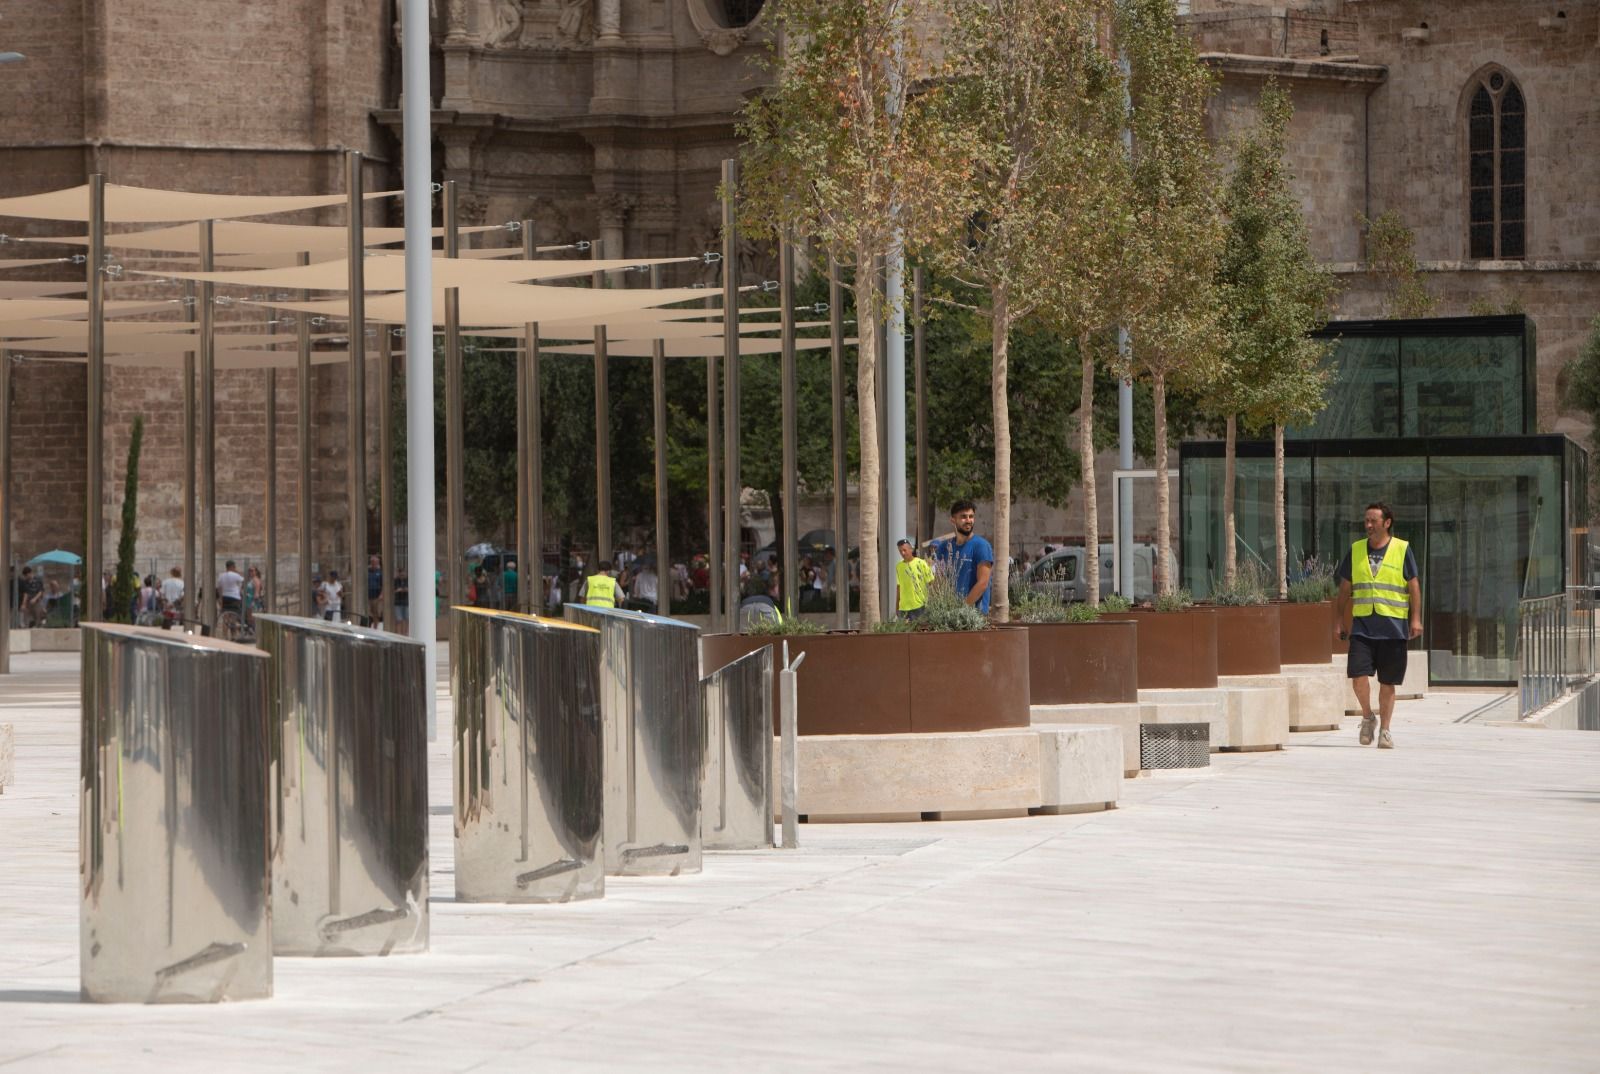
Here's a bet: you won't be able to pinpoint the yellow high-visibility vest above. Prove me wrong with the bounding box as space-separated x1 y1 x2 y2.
585 574 617 607
1351 537 1410 620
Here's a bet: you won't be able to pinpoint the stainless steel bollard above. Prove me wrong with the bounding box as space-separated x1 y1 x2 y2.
256 615 429 956
701 646 774 850
453 607 605 902
80 624 272 1003
563 604 703 876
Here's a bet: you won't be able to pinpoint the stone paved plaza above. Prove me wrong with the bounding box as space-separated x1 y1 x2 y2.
1 651 1596 1072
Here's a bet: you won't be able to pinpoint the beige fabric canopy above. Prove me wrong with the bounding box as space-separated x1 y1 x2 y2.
14 332 305 356
211 247 521 268
0 258 73 270
435 306 804 339
29 348 352 371
250 282 752 327
0 297 180 321
541 337 847 359
28 221 543 255
0 185 399 224
0 282 85 298
0 319 283 342
146 254 696 292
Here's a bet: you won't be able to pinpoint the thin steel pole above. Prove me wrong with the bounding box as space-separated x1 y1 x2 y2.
522 221 542 616
706 291 722 632
444 181 465 615
346 149 369 621
295 254 312 615
517 219 535 612
402 0 439 735
379 336 396 629
183 281 197 619
265 368 277 614
199 219 217 629
651 263 669 618
591 243 611 566
86 174 105 621
828 256 848 631
0 351 9 672
721 159 741 630
875 255 892 615
779 233 798 618
914 265 930 546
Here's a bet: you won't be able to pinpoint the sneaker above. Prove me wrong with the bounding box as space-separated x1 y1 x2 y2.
1377 729 1394 749
1359 715 1376 746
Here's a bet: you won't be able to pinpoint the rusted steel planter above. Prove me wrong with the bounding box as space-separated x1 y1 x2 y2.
1098 608 1218 689
1278 601 1334 665
1210 604 1283 676
700 628 1031 736
1023 621 1138 704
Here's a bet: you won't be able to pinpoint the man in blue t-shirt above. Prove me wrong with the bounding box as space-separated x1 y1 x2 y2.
933 499 994 615
1332 501 1422 750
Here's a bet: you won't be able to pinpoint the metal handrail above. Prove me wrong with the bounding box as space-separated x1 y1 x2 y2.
1517 587 1599 717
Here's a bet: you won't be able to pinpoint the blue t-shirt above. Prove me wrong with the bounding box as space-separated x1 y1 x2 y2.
1335 538 1419 641
935 534 995 614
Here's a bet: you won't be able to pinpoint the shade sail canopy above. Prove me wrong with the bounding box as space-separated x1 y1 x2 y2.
505 318 829 342
249 282 751 327
15 332 305 355
0 184 399 224
31 348 352 371
542 337 847 359
0 281 85 298
145 254 696 292
0 258 74 270
0 318 279 341
0 297 180 321
26 220 553 255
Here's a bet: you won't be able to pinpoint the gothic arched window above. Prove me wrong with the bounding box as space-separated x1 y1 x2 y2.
1466 69 1525 260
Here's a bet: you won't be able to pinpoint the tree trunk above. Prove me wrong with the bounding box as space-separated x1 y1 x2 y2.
1274 423 1287 600
1223 413 1237 586
991 286 1011 622
856 245 882 627
1079 335 1098 607
1153 371 1170 597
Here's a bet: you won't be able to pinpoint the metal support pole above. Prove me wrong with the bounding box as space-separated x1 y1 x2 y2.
294 254 312 616
779 641 803 850
265 369 277 614
721 159 741 629
402 0 440 736
875 256 892 615
346 149 369 621
86 174 105 621
198 219 217 629
779 234 798 617
0 351 9 671
379 338 396 629
885 244 907 567
1117 328 1134 597
591 242 611 567
913 266 930 546
650 264 670 618
706 293 722 633
518 219 537 613
444 181 465 616
828 256 849 631
183 282 198 619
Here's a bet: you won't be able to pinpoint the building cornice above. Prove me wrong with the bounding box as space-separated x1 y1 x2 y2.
1328 260 1600 274
1199 53 1387 88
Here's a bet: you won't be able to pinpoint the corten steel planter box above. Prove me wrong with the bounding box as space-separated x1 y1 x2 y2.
1209 604 1283 676
1023 621 1138 704
700 628 1030 736
1278 601 1334 665
1098 608 1218 689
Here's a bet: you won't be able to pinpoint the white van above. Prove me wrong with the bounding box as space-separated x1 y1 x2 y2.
1020 543 1176 604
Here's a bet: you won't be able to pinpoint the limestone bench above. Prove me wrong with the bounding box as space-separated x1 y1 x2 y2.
1220 663 1345 732
1035 682 1291 774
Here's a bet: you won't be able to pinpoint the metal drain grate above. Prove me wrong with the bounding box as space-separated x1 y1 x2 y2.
1140 722 1209 770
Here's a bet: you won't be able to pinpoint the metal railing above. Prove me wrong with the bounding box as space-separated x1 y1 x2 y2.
1517 587 1599 717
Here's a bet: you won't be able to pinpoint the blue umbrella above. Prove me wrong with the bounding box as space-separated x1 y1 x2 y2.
27 550 82 567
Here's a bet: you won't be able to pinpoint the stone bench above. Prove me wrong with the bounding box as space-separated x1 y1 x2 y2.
1133 684 1290 753
1220 664 1345 732
1033 700 1222 776
772 726 1122 822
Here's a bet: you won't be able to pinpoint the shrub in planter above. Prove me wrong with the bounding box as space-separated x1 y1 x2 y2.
1207 564 1281 674
1281 556 1336 664
1099 587 1217 689
1013 578 1136 703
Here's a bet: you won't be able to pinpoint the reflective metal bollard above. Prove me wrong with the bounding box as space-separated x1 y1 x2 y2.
701 646 775 851
80 624 272 1003
453 607 605 902
563 604 703 876
256 615 429 956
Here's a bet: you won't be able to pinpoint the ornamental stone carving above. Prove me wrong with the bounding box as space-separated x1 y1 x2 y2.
686 0 768 55
556 0 595 46
483 0 525 48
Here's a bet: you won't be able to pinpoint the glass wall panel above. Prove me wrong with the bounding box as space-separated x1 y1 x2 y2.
1312 456 1429 575
1427 455 1560 682
1180 456 1312 598
1401 336 1523 436
1289 336 1399 439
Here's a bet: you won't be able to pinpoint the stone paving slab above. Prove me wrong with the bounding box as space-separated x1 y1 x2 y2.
0 652 1596 1072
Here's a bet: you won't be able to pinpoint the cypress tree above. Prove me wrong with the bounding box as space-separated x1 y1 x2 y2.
108 417 144 622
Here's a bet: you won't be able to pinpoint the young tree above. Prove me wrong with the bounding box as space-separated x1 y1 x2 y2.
740 0 971 625
1361 209 1435 319
1560 314 1600 511
1117 0 1226 596
1217 81 1336 592
933 0 1121 620
109 416 145 623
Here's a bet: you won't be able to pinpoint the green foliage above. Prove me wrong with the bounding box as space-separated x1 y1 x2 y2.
1287 556 1337 603
1098 594 1133 613
1209 559 1270 606
1560 314 1600 508
744 612 827 637
108 417 144 623
917 556 991 632
1010 571 1072 623
1062 601 1101 623
869 617 915 634
1152 588 1194 613
1361 210 1435 319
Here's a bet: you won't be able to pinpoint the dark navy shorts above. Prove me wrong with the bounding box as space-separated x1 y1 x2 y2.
1347 634 1408 686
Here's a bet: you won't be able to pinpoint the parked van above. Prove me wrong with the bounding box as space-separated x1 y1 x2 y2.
1019 543 1176 604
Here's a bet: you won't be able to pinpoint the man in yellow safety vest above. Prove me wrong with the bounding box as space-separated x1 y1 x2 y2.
1332 502 1422 749
582 560 618 607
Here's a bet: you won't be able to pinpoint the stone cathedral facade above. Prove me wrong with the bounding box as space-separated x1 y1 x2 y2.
0 0 1595 580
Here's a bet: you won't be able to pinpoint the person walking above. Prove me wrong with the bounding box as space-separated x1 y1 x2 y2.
581 560 618 607
393 569 410 626
1333 502 1422 750
19 566 44 627
159 567 185 622
933 499 995 614
895 538 934 620
244 565 265 623
216 560 245 619
318 571 344 623
367 555 383 625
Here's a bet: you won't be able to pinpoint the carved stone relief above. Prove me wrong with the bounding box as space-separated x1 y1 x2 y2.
483 0 525 48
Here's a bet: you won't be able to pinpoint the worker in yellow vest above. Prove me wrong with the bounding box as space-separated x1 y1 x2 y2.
895 538 933 620
582 560 618 608
1332 502 1422 750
